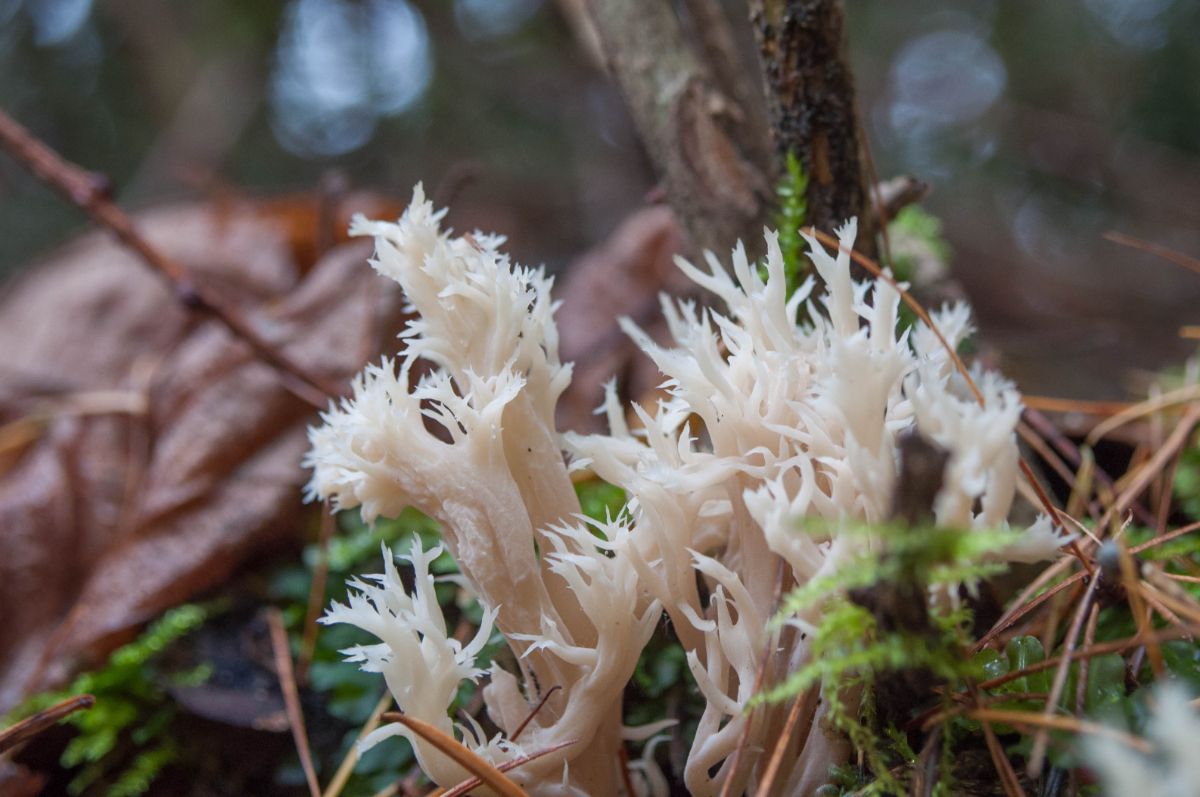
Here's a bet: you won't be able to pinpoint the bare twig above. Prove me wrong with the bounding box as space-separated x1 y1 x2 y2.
583 0 772 256
268 608 321 797
0 694 94 754
749 0 877 256
0 107 339 407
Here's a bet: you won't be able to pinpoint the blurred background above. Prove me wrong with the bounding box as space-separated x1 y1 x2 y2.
1 0 1198 399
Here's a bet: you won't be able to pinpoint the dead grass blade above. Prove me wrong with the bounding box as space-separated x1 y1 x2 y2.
380 712 532 797
322 690 394 797
268 607 321 797
0 694 94 754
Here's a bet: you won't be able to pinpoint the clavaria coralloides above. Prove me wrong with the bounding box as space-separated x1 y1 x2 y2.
305 186 1068 795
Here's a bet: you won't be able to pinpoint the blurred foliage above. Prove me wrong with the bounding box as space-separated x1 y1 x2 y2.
1174 434 1200 521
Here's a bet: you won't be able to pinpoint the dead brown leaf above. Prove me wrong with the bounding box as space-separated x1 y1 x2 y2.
555 205 688 432
0 195 407 710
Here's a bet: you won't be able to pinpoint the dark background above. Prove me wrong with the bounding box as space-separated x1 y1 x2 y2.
2 0 1198 398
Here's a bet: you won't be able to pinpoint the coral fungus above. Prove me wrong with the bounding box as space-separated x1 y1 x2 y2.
305 186 1065 795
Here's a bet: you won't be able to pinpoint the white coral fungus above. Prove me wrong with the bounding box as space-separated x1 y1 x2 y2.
306 185 1067 796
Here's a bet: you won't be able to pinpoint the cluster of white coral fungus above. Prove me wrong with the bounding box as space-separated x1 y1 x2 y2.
304 185 1067 796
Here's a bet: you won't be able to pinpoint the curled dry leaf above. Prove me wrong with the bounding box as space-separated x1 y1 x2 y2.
0 194 408 711
555 204 689 432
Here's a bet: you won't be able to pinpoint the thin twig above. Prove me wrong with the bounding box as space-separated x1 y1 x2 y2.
0 107 339 407
1023 395 1132 415
268 608 321 797
0 694 94 754
617 743 637 797
1074 602 1099 737
718 558 791 797
972 563 1087 654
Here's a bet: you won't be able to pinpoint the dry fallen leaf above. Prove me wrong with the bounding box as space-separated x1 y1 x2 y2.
555 204 688 432
0 194 408 711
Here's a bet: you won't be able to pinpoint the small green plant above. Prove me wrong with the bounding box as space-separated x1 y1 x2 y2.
6 604 211 797
774 150 810 298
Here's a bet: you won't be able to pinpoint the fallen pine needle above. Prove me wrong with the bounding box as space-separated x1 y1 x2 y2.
381 712 531 797
967 708 1152 754
268 608 321 797
322 690 394 797
0 694 95 754
439 740 577 797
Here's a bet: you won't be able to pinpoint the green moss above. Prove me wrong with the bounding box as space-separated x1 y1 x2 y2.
758 518 1028 793
6 604 212 797
774 150 810 299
